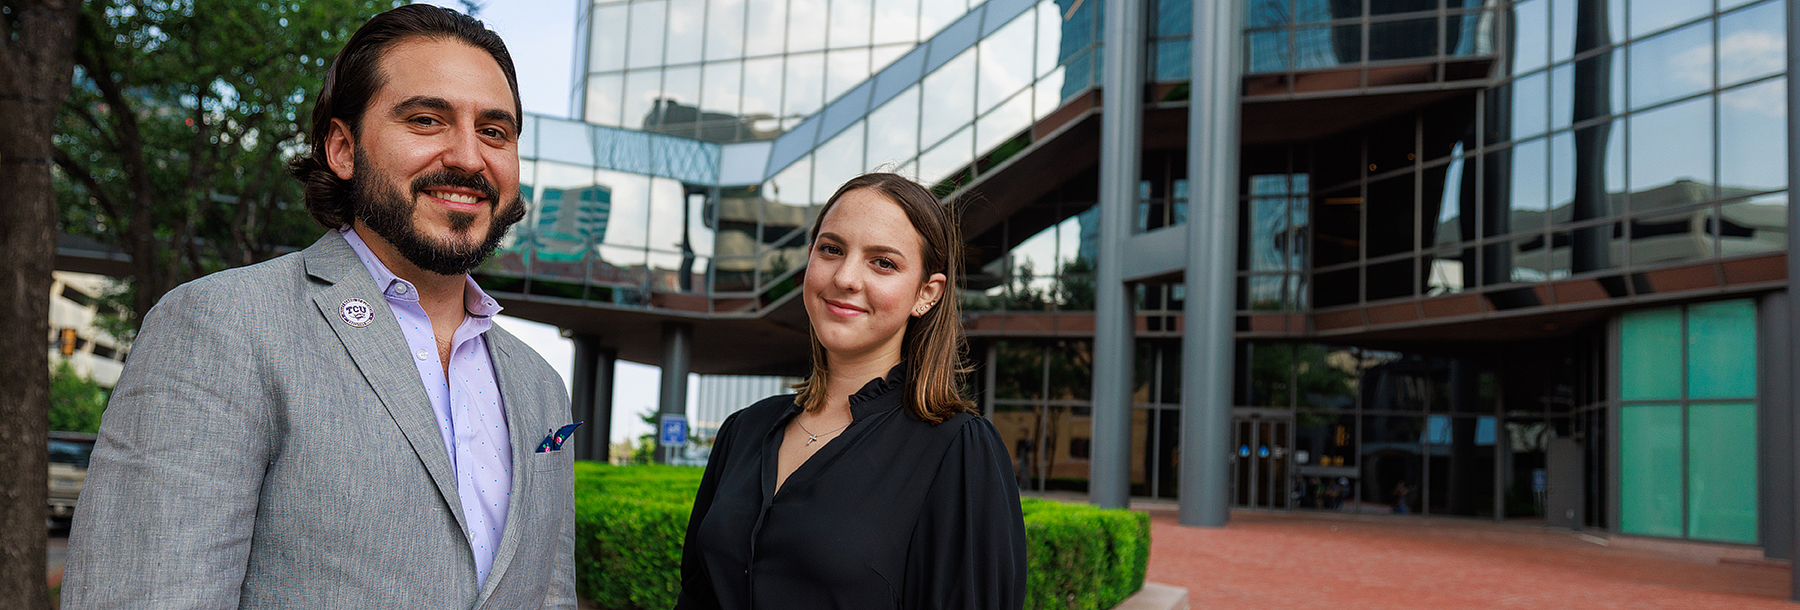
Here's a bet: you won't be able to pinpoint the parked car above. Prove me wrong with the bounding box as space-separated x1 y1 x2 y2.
48 432 96 530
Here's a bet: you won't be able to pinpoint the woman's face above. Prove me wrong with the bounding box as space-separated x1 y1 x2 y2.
803 188 946 366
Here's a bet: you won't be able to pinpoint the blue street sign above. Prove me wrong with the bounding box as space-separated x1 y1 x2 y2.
660 415 688 445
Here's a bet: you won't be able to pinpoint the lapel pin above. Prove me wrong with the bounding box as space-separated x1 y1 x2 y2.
341 298 374 328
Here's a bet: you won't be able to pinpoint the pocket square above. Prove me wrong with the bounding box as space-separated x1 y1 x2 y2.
535 422 584 453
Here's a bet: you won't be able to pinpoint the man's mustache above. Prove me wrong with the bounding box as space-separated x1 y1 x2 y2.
412 170 500 204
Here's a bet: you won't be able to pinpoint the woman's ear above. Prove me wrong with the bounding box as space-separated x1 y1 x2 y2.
913 272 947 317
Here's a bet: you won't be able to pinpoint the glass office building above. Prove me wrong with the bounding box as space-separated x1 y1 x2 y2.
482 0 1793 554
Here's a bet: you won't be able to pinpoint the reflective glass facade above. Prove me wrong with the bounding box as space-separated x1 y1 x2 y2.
503 0 1788 546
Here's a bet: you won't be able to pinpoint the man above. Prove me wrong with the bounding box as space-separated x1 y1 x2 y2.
62 6 576 608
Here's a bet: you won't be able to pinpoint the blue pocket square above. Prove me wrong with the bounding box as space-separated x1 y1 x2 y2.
535 422 584 453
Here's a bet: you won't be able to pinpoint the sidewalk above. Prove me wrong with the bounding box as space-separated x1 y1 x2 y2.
1144 507 1790 609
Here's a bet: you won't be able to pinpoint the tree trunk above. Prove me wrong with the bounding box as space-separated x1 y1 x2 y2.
0 2 79 609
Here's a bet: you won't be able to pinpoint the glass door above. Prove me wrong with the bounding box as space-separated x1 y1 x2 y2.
1232 417 1293 509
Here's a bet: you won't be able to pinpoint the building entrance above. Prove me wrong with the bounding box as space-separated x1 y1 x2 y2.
1231 416 1292 510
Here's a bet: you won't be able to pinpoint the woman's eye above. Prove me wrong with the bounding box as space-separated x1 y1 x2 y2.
817 244 841 256
874 258 896 270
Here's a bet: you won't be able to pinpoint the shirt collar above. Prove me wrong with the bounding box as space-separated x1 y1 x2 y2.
340 226 503 318
846 361 907 422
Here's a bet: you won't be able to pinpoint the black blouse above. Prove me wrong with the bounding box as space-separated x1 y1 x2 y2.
675 366 1027 610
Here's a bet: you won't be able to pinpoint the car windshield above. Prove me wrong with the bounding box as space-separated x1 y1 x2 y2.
49 439 94 469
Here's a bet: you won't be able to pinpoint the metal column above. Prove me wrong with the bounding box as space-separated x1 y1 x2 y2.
1089 0 1147 509
1785 0 1800 597
570 333 616 463
1180 0 1242 527
656 322 693 463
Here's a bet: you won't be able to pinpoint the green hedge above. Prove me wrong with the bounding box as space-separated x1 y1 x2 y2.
573 462 1149 610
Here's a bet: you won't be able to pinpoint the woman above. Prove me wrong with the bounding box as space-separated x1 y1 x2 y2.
676 173 1027 610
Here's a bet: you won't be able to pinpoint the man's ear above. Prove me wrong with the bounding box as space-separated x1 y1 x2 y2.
325 118 356 181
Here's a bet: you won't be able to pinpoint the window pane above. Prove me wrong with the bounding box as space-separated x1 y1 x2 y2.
1631 0 1709 38
1155 38 1192 81
705 0 746 61
741 57 783 118
627 1 667 69
918 125 973 187
1242 343 1294 407
1508 138 1549 237
1510 71 1549 141
1688 402 1759 543
1619 403 1683 537
1628 20 1711 111
745 0 788 56
666 0 706 65
622 69 662 129
976 91 1032 158
867 85 920 168
783 52 826 118
830 0 874 48
1720 79 1787 193
1513 0 1548 74
584 74 624 126
1368 18 1438 61
702 60 743 121
1619 306 1682 400
812 123 868 196
589 3 629 73
979 11 1037 114
919 0 963 39
825 49 871 106
873 0 920 46
1719 0 1783 86
788 0 829 53
1687 299 1757 399
1628 95 1713 194
921 47 978 147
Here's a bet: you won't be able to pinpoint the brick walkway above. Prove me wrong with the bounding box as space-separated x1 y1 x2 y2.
1144 508 1791 609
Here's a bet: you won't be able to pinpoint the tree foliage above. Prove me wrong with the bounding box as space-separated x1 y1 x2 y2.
48 359 109 434
53 0 402 324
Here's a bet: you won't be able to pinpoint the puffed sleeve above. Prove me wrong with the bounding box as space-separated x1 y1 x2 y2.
675 408 741 610
903 415 1028 610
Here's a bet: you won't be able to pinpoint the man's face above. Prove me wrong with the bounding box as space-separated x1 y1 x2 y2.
328 36 524 276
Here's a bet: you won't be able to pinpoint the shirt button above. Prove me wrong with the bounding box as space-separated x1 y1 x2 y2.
395 284 409 294
415 349 431 361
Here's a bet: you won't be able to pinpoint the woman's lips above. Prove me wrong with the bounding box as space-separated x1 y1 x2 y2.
822 297 865 317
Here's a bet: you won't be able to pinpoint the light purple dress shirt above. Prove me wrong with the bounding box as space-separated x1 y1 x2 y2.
342 227 512 587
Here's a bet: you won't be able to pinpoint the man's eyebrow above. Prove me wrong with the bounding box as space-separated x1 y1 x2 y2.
389 96 453 117
389 96 521 133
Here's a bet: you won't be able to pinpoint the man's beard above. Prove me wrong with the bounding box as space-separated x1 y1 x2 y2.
351 148 527 276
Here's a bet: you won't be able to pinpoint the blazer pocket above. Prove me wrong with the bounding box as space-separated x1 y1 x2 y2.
530 449 572 472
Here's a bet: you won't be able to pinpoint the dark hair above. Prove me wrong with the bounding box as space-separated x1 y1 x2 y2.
791 173 976 424
287 4 521 228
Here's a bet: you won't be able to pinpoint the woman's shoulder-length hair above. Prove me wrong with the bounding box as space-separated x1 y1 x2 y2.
791 173 976 424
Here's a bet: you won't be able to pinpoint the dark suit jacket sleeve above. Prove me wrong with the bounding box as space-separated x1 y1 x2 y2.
903 416 1029 610
62 280 273 609
674 408 745 610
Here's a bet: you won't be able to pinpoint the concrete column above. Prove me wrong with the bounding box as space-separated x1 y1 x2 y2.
1089 0 1147 510
1179 0 1242 527
569 334 615 463
656 321 693 463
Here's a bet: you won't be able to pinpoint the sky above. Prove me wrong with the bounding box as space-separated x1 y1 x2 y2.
422 0 669 444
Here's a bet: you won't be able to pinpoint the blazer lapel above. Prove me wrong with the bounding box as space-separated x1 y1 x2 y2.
302 233 470 537
473 328 537 607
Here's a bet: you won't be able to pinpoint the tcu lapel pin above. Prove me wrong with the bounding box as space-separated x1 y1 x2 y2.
341 298 374 328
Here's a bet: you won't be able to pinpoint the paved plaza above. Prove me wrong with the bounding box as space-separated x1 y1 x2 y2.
1146 507 1791 609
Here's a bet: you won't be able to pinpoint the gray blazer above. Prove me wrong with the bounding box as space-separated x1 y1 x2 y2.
63 231 577 609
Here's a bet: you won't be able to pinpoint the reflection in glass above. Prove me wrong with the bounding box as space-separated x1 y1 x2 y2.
1720 79 1787 193
1513 0 1548 74
921 47 977 148
1719 1 1784 86
767 155 814 207
585 74 624 127
1510 71 1549 141
1033 67 1067 121
976 93 1033 160
812 125 868 197
1507 138 1549 237
1156 0 1191 35
1628 95 1713 193
744 0 787 56
1719 193 1789 257
830 0 873 48
918 125 974 189
783 52 825 118
873 0 920 46
826 48 872 104
589 3 629 73
787 0 828 53
623 70 663 129
1628 21 1712 111
1155 39 1191 81
531 162 608 262
627 1 667 69
919 0 964 39
665 0 706 66
1360 414 1423 511
1630 0 1709 38
866 85 920 169
979 12 1037 114
740 57 783 119
701 62 744 136
1368 18 1437 61
705 0 746 60
597 169 651 248
644 177 688 255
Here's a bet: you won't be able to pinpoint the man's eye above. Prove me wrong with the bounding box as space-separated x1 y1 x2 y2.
410 116 441 126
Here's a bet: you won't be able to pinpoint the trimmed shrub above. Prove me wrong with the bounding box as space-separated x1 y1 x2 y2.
573 463 1150 610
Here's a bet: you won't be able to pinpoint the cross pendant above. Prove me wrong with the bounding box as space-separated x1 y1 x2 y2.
806 434 820 446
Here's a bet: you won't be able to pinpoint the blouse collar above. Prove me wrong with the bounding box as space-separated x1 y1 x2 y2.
846 361 908 422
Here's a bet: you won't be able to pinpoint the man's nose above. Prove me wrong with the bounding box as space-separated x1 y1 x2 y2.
440 125 485 174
